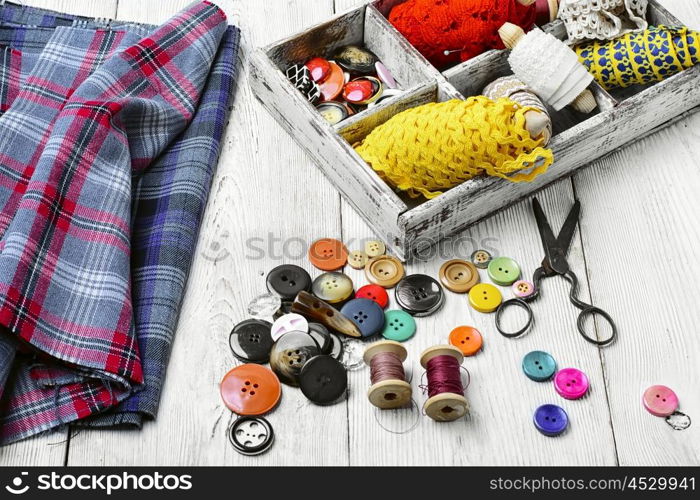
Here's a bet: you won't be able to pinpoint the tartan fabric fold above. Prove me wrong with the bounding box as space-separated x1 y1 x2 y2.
0 1 236 444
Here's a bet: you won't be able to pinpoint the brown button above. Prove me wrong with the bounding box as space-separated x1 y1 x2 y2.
220 364 281 416
438 259 480 293
365 255 405 288
347 250 368 269
308 238 348 271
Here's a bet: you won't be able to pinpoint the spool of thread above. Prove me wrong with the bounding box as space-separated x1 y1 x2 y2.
419 345 469 421
500 23 598 113
388 0 544 69
354 96 554 199
483 75 552 145
363 340 413 409
575 25 700 90
558 0 648 43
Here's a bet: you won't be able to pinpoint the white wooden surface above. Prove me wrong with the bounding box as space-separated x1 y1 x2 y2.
0 0 698 466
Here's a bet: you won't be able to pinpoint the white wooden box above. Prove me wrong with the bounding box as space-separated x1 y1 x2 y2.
250 0 700 260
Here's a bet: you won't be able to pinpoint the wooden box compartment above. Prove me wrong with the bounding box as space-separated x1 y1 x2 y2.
250 0 700 260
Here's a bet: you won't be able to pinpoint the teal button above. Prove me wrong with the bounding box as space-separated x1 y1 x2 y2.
487 257 521 286
381 310 416 342
522 351 557 382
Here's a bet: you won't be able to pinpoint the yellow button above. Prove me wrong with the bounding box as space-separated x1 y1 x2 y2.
311 272 354 304
468 283 502 313
365 255 404 288
364 240 386 258
347 250 368 269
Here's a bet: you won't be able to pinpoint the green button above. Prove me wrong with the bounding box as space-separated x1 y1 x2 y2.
487 257 521 286
381 310 416 342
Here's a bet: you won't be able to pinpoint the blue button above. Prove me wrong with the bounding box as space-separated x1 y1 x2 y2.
533 404 569 437
522 351 557 382
340 298 385 338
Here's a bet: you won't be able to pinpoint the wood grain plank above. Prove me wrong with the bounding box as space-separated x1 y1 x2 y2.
334 0 616 466
66 0 349 466
568 0 700 466
0 0 118 467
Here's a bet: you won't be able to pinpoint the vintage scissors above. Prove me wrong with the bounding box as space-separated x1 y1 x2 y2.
495 198 617 346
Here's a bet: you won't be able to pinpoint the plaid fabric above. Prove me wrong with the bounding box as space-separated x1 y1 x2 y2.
0 1 233 444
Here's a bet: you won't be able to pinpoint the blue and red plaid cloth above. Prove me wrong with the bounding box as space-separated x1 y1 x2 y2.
0 1 238 444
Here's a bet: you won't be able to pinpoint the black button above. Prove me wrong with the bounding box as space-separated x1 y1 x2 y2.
266 264 312 300
394 274 445 317
229 319 274 364
269 331 320 386
308 322 332 355
299 355 347 405
228 416 274 456
273 300 293 320
329 332 344 360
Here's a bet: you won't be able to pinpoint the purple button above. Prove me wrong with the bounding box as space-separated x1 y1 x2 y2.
375 62 397 89
554 368 589 400
533 404 569 436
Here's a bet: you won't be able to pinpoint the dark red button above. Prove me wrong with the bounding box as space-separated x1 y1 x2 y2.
305 57 331 83
355 284 389 308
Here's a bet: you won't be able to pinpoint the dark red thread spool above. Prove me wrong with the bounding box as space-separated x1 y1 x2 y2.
420 345 469 421
363 340 413 409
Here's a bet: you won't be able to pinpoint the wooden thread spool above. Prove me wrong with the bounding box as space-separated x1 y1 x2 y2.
499 22 597 113
420 345 469 422
363 340 412 409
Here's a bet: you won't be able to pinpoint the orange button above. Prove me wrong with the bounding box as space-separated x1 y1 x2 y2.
449 326 483 356
319 62 344 102
308 238 348 271
220 364 281 416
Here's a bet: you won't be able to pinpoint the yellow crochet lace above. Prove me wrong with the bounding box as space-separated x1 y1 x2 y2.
354 96 554 199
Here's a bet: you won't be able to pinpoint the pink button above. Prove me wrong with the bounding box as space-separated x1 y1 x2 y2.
512 280 535 298
554 368 589 400
643 385 679 417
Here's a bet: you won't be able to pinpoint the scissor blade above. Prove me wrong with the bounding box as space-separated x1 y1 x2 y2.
533 198 569 274
556 200 581 255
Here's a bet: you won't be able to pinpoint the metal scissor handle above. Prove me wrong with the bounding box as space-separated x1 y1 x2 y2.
562 270 617 346
495 268 617 346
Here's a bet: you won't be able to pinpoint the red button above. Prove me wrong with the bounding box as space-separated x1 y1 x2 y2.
643 385 679 417
220 364 281 416
355 284 389 308
343 79 373 104
305 57 330 83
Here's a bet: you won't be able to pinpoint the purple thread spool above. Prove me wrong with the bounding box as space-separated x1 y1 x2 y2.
363 340 412 409
419 345 469 421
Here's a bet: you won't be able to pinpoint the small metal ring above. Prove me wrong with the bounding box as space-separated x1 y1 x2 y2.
576 306 617 346
495 298 534 338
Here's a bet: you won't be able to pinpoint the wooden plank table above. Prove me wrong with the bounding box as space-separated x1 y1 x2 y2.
0 0 698 466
